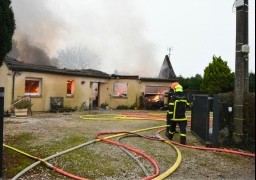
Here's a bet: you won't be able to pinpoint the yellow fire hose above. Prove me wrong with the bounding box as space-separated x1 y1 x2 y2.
79 112 167 121
5 124 182 180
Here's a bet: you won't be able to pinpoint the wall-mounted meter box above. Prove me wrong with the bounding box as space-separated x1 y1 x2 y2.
235 0 245 8
242 45 250 53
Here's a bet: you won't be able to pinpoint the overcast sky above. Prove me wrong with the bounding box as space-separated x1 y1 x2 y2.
11 0 255 77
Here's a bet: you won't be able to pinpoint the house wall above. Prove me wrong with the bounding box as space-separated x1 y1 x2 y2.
11 72 107 111
1 62 173 112
0 64 13 111
98 79 172 109
99 79 142 109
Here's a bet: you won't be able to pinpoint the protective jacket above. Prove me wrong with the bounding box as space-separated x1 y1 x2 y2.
167 92 190 121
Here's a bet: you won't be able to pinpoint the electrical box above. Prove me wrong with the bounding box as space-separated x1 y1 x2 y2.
242 44 250 53
235 0 244 8
50 97 64 112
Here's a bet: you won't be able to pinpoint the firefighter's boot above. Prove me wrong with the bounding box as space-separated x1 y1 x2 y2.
165 131 174 140
180 136 186 145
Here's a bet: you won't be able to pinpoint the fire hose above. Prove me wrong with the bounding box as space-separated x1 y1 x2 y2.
118 134 151 177
7 125 182 180
6 113 253 179
96 132 161 180
3 144 88 180
155 129 255 157
116 132 182 180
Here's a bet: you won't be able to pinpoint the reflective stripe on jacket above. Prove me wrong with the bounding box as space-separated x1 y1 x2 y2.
167 93 190 121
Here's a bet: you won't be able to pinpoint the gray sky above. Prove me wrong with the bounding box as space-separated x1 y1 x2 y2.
11 0 255 77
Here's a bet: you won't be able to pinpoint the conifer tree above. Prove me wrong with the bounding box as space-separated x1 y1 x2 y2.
201 55 233 94
0 0 15 65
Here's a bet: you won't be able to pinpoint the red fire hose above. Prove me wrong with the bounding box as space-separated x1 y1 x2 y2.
3 144 89 180
96 131 161 180
155 129 255 157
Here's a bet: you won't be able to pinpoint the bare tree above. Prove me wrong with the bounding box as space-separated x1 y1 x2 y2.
57 45 101 70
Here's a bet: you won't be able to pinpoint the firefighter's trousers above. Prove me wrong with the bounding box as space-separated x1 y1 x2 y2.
166 114 187 144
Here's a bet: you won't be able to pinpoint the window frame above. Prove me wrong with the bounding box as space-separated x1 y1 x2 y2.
66 79 75 97
24 78 42 96
113 82 128 98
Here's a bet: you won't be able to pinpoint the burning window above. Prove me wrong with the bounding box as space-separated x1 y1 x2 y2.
144 86 170 110
67 80 74 97
113 82 128 97
25 78 42 96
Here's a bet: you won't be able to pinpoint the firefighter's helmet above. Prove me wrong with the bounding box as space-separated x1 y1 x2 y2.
171 82 179 90
174 84 183 92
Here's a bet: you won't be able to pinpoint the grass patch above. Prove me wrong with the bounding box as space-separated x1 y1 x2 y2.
3 149 35 178
4 134 90 179
4 133 138 179
6 132 36 146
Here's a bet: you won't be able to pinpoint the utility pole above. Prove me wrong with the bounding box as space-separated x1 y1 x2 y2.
233 0 249 142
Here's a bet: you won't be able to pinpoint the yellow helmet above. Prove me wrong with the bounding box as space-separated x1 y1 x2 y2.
174 84 183 92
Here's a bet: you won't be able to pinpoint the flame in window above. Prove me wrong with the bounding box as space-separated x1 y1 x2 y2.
25 80 40 93
67 80 74 95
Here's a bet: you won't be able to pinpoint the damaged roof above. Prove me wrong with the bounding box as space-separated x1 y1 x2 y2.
4 56 110 78
139 77 177 82
4 56 178 82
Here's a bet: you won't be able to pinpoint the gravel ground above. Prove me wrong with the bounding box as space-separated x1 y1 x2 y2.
3 110 255 180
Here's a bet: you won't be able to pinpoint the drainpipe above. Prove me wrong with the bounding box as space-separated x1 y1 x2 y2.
0 87 4 179
12 71 17 102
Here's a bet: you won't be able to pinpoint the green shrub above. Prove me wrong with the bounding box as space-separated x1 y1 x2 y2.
13 97 33 109
100 102 109 109
116 105 128 110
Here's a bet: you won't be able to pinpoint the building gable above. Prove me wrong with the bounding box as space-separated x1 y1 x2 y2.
158 55 176 79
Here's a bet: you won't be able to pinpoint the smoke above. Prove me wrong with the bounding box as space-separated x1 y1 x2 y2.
10 0 159 76
9 37 59 66
73 0 158 76
9 0 67 66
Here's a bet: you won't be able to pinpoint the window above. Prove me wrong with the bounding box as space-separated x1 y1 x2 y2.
67 80 75 97
25 78 42 96
113 82 128 98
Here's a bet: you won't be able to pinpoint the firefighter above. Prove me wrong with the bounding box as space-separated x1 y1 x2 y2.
165 83 190 144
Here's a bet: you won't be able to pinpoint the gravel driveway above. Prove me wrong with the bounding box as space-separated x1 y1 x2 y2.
3 110 255 180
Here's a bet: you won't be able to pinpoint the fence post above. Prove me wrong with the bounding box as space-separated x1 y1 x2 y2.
0 87 4 179
212 94 220 147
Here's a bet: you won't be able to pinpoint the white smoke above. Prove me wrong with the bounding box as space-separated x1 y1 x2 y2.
10 0 159 76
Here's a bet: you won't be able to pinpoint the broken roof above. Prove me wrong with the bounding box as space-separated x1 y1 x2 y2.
4 56 178 82
4 56 110 78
